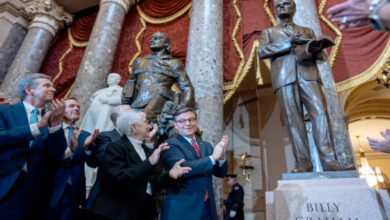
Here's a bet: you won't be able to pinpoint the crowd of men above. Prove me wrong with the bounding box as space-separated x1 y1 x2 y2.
0 73 230 220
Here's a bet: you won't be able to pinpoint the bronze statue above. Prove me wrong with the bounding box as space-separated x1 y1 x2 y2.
257 0 354 172
122 32 195 122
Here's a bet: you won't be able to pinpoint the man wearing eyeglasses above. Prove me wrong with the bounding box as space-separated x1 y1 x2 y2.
161 107 228 220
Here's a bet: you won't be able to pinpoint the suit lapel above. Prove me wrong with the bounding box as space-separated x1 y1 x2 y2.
196 138 207 158
177 135 202 159
15 102 29 125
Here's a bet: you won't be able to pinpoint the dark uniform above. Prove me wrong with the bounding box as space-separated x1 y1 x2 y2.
224 183 244 220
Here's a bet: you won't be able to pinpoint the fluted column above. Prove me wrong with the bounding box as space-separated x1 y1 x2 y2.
185 0 224 218
293 0 356 168
70 0 139 118
0 0 72 102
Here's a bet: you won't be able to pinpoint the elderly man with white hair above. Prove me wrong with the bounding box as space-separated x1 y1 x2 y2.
89 109 190 220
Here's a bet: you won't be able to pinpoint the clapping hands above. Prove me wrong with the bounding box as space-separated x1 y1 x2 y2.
211 135 229 161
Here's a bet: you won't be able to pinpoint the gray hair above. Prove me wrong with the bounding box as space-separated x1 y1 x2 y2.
110 105 131 126
116 109 146 136
18 73 51 100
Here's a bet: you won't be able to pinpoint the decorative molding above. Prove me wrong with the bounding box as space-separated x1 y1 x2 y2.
0 0 31 27
100 0 140 13
26 0 73 36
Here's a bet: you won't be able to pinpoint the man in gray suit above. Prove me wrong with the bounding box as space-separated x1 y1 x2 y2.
257 0 353 172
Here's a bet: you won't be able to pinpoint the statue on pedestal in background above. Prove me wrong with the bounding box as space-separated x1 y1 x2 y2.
122 32 195 138
81 73 123 133
257 0 354 172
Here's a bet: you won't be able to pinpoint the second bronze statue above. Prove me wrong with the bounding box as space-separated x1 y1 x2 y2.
257 0 354 172
122 32 195 121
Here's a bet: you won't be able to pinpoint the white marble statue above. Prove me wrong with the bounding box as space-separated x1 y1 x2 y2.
81 73 123 133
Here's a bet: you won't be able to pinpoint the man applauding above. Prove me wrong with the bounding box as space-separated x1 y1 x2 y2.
161 107 228 220
89 110 191 220
0 73 67 219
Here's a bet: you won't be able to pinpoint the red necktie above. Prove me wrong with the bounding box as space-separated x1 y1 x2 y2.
191 138 209 201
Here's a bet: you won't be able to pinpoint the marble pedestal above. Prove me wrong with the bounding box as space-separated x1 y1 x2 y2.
266 178 390 220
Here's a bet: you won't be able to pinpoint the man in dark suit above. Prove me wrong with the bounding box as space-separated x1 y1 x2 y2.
47 97 98 220
161 107 229 220
257 0 353 172
85 104 131 213
0 73 67 219
89 109 191 220
224 174 244 220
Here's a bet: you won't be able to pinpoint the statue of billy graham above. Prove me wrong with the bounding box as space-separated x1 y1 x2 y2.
122 32 195 136
257 0 355 173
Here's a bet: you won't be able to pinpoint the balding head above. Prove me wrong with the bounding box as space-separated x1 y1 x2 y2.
110 105 132 126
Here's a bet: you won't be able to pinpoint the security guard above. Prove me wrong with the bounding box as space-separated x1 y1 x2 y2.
224 174 244 220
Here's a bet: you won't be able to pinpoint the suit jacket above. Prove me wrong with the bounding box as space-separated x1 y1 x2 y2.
0 102 67 214
49 130 94 208
85 128 122 210
161 135 228 220
257 24 324 92
89 135 171 220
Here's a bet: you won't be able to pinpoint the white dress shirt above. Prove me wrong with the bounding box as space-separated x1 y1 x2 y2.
127 136 152 195
23 101 61 136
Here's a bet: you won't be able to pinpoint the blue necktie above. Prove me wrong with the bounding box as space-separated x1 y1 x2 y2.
67 126 74 147
29 108 39 147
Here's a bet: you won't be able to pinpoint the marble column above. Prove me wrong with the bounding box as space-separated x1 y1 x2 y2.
0 0 73 102
293 0 356 168
185 0 224 219
70 0 138 118
0 23 27 84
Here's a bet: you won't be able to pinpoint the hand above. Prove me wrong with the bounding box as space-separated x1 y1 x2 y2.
49 99 66 126
291 35 310 45
211 135 229 160
327 0 371 30
148 142 170 165
367 129 390 153
146 123 159 143
169 159 192 179
36 111 51 129
84 129 99 149
70 130 82 152
229 210 237 218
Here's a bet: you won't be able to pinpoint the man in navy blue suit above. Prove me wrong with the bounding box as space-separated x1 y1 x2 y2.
161 107 229 220
0 73 67 219
47 97 99 220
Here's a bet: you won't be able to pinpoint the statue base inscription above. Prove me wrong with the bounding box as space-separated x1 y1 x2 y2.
266 178 390 220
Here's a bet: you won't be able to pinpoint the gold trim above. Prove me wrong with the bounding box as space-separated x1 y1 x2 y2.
64 82 75 98
68 28 88 47
223 40 262 103
335 39 390 92
128 17 147 74
264 0 276 26
136 3 192 25
224 0 245 91
318 0 342 67
52 42 73 84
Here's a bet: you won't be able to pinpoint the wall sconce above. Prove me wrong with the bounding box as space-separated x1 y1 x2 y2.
376 61 390 88
240 152 254 183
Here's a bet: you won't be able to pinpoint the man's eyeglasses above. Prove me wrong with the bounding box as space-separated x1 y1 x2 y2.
175 118 197 124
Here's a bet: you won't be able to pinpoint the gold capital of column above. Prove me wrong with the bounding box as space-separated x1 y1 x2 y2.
26 0 73 36
100 0 141 13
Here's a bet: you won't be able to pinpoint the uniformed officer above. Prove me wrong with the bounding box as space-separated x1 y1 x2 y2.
224 174 244 220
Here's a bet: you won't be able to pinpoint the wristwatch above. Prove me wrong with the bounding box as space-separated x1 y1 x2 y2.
369 0 389 31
